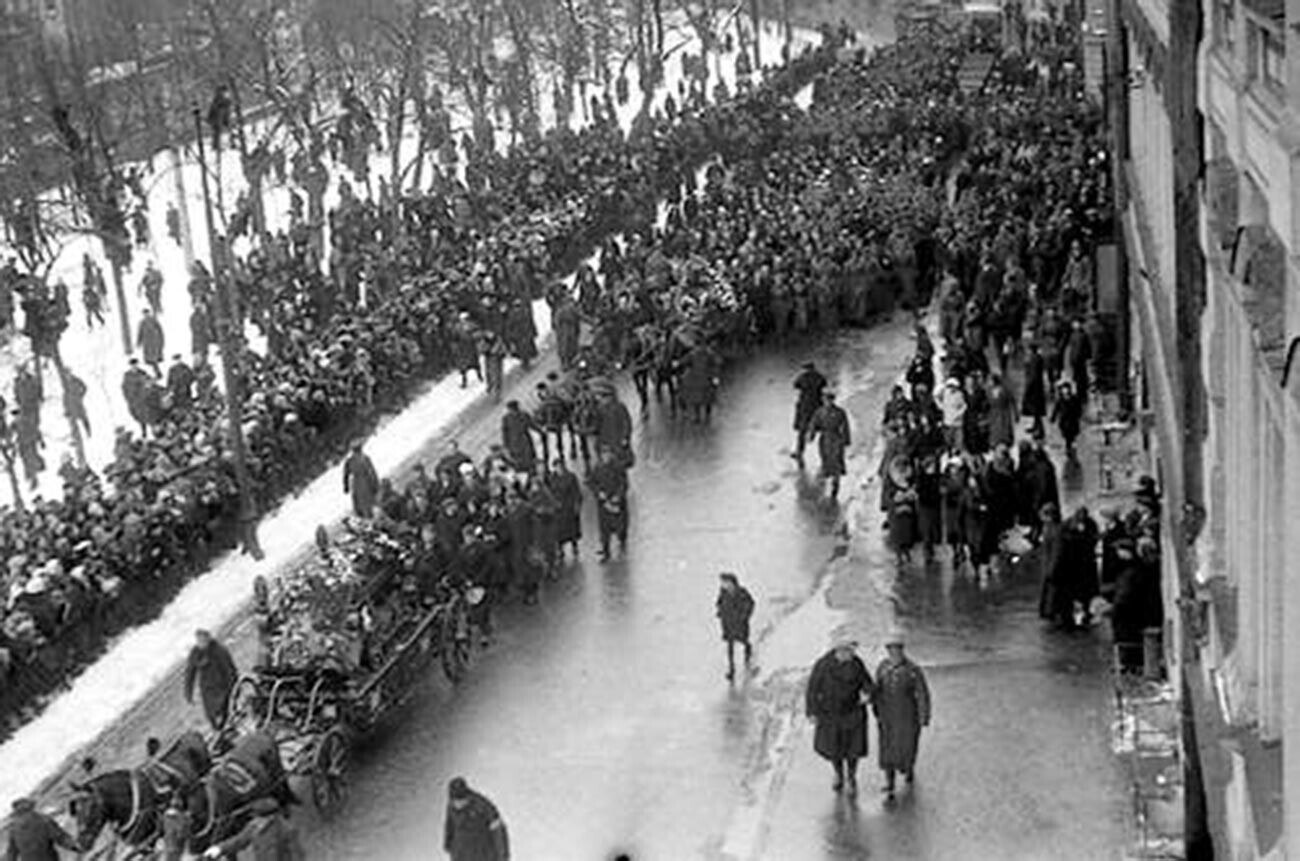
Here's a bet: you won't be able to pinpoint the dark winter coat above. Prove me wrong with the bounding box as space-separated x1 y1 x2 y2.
137 315 165 365
184 639 238 729
343 450 380 518
716 585 755 643
873 656 931 772
1021 351 1048 418
1051 389 1084 445
986 385 1018 449
595 398 633 463
501 409 537 472
553 301 581 368
806 651 874 761
1112 557 1163 646
811 404 851 477
5 806 77 861
444 790 510 861
547 469 583 545
1059 513 1100 605
790 366 821 431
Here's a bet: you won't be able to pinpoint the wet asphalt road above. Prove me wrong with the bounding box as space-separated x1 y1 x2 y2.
300 316 1128 861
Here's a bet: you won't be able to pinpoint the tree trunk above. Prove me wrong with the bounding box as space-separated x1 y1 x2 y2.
1 447 23 512
750 0 762 70
109 257 132 357
50 348 86 468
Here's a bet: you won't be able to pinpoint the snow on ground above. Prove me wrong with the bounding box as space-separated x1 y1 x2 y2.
0 19 835 813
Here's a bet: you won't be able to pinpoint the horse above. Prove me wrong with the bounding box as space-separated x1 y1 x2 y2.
68 730 212 853
180 729 295 856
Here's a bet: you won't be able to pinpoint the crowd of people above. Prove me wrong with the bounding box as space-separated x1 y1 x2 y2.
0 27 849 737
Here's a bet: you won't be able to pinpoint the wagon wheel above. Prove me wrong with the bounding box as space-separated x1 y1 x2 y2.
440 603 472 684
227 676 266 730
310 728 350 820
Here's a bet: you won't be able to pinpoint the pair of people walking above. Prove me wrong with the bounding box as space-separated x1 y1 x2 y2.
806 631 931 797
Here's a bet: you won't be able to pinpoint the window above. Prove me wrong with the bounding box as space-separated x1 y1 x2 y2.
1247 21 1286 92
1215 0 1236 52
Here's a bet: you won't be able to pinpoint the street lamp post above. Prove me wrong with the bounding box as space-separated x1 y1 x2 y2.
192 104 263 561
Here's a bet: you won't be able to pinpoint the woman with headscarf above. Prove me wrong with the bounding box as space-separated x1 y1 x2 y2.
806 636 874 796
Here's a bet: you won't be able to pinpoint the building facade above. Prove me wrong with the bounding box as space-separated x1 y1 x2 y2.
1112 0 1300 855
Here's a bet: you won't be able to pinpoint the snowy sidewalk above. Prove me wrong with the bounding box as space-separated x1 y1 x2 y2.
0 300 554 815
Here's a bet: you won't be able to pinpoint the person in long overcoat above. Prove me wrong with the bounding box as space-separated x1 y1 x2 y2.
986 375 1018 450
1058 506 1100 627
959 469 993 576
809 391 851 501
806 638 874 795
184 629 238 731
6 797 78 861
941 457 968 563
443 777 510 861
546 458 583 559
678 343 720 424
1050 378 1084 459
588 449 629 561
915 453 943 561
873 633 931 794
553 296 581 371
1037 503 1068 625
595 390 633 468
716 572 755 680
1021 343 1048 438
887 460 919 565
343 443 380 518
792 361 828 460
1111 536 1163 671
505 300 538 365
500 401 538 473
137 307 166 375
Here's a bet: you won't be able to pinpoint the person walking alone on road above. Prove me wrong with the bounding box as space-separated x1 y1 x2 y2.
873 631 931 797
791 361 828 462
343 443 380 518
809 390 851 502
716 572 755 681
184 628 238 731
5 798 78 860
444 777 509 861
806 635 874 796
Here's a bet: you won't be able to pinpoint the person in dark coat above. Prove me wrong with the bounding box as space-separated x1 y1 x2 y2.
343 443 380 518
806 637 874 795
546 458 583 559
505 300 538 365
959 468 993 577
716 572 755 681
915 453 943 561
122 358 152 438
501 400 538 473
873 632 931 795
184 629 238 731
553 295 581 370
443 777 509 861
986 375 1018 450
809 391 851 501
1021 343 1048 438
1058 506 1100 628
594 390 633 469
166 355 195 412
791 361 827 461
6 798 77 861
1037 503 1068 626
1111 536 1163 671
588 448 628 561
137 307 166 376
1050 378 1084 460
201 797 305 860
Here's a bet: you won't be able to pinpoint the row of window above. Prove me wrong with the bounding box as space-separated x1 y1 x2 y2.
1214 0 1286 93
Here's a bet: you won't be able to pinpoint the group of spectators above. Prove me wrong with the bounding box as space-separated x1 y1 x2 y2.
0 25 848 738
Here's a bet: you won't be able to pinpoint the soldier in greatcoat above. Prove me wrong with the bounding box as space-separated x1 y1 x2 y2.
343 443 380 518
546 457 583 560
501 400 538 474
588 448 628 561
552 294 581 370
184 629 238 731
443 777 509 861
715 572 755 681
137 307 166 377
791 361 827 461
873 631 931 796
809 390 851 501
806 635 874 796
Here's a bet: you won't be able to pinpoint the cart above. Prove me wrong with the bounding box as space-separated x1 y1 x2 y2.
226 524 479 820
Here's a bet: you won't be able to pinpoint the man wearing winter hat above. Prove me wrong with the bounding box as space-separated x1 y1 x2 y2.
716 573 756 681
444 777 509 861
872 629 931 796
6 797 78 859
805 633 874 795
